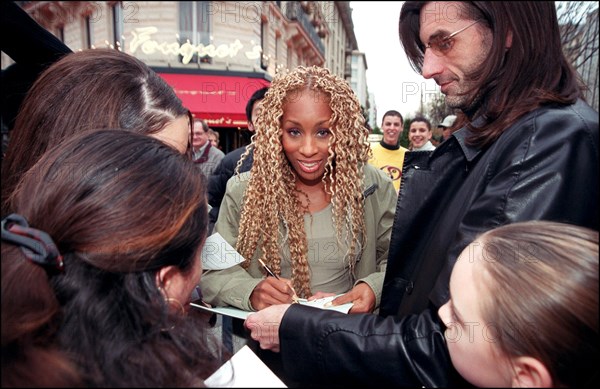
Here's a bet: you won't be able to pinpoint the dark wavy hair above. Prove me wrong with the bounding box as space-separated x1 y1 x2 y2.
1 48 193 216
399 1 583 148
2 130 222 387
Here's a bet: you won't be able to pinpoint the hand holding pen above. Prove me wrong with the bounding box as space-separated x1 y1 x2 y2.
255 258 300 305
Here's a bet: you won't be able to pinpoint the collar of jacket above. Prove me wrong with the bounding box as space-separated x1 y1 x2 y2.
446 115 487 163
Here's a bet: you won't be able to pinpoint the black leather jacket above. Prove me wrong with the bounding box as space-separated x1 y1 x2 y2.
277 100 599 387
280 305 465 387
382 99 599 317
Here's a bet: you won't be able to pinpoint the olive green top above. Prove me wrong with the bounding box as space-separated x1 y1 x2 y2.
200 164 397 311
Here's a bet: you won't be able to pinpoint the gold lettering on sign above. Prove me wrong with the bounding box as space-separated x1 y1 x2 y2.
129 27 261 64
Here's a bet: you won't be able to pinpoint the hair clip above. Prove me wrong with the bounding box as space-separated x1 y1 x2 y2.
1 213 64 272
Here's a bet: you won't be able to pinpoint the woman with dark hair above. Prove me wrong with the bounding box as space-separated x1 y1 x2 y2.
1 48 193 216
1 130 222 387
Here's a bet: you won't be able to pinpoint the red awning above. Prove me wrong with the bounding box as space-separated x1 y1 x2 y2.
157 73 270 128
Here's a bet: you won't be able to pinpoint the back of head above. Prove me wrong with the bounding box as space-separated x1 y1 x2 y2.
1 244 82 387
245 86 269 122
478 221 598 387
2 130 214 386
399 1 582 147
1 48 189 216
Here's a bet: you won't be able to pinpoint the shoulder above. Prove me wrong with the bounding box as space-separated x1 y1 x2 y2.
226 170 251 193
210 147 225 158
222 146 248 165
225 146 247 159
525 100 597 135
364 164 394 189
503 100 598 147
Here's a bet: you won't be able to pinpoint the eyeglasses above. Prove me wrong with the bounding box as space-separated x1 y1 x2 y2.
424 20 480 56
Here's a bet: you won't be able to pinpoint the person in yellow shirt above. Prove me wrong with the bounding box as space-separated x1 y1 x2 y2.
368 110 407 192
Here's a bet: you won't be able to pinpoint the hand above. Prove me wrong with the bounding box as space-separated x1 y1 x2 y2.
244 304 291 352
249 277 296 310
307 291 336 301
330 282 376 313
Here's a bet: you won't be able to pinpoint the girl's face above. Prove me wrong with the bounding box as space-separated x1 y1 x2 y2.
438 241 514 387
208 135 218 148
281 90 333 187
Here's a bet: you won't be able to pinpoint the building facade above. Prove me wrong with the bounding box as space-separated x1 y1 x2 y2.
3 1 365 152
350 50 368 111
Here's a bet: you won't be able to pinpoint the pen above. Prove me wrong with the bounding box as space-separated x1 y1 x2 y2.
258 258 300 304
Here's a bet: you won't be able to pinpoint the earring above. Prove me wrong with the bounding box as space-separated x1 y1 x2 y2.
161 297 186 332
166 297 186 316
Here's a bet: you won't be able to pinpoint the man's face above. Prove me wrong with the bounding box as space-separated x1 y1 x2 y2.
381 115 403 146
442 126 453 140
408 121 432 149
192 121 208 148
419 2 492 110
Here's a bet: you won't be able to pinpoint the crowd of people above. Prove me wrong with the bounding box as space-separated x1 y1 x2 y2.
2 1 598 388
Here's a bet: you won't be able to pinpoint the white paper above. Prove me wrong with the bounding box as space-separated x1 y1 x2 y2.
295 295 354 314
201 233 246 270
204 345 287 387
191 294 353 319
190 302 252 320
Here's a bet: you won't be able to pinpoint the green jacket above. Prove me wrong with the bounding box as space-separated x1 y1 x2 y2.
200 164 397 311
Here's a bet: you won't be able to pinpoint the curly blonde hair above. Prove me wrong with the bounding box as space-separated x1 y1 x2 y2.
235 66 371 297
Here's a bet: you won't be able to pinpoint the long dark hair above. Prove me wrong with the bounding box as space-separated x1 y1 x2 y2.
399 1 583 148
1 48 192 216
2 130 222 387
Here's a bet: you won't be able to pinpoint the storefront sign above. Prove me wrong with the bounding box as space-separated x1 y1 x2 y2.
129 26 262 64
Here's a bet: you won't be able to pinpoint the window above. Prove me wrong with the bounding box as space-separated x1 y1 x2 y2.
179 1 211 64
260 20 268 70
275 34 280 69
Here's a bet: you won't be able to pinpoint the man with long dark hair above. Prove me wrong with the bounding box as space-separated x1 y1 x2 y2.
245 2 598 387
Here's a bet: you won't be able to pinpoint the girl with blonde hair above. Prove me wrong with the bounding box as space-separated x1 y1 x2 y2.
201 66 397 314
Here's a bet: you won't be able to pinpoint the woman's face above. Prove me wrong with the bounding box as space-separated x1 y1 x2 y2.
152 115 191 154
281 90 333 187
438 241 514 387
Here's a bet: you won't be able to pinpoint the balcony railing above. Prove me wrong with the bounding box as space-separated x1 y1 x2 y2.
284 2 325 57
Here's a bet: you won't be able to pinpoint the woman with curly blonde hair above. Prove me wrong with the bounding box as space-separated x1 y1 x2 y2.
201 66 397 315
